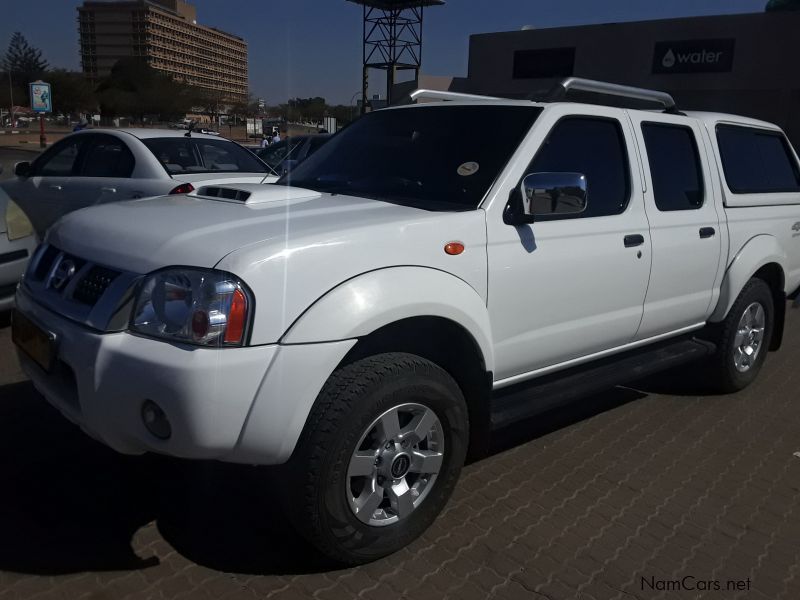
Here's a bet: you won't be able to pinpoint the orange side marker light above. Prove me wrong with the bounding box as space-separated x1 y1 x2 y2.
444 242 465 256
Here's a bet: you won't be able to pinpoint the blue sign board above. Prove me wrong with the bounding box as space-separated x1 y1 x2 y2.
30 81 52 113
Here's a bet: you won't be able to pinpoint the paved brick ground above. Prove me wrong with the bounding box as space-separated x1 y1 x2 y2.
1 307 798 600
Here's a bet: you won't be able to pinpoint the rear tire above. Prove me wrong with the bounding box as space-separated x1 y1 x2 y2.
705 278 774 393
282 352 469 565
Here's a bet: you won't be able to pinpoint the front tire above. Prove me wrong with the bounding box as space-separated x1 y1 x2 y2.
705 278 774 393
283 352 469 565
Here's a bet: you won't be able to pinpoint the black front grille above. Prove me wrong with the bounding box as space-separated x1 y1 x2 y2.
33 245 60 280
29 245 121 307
73 266 120 306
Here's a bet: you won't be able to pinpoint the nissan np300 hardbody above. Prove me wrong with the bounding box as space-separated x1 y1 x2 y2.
12 79 800 564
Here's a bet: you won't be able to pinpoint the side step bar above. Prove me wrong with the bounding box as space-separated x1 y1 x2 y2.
490 337 716 430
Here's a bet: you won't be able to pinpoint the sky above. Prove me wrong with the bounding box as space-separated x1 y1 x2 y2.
1 0 767 106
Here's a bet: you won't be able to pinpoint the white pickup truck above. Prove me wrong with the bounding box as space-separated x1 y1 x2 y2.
12 79 800 564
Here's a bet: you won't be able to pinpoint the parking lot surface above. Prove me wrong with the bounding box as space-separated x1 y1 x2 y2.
1 220 799 598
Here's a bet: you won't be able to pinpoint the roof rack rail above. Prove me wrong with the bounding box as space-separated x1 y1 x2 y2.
410 89 502 103
545 77 680 114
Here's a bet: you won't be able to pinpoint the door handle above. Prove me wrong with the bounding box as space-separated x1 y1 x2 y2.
48 185 62 191
101 187 117 193
624 234 645 248
699 227 716 239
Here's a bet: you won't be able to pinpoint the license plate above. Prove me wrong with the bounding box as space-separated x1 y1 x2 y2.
12 310 56 372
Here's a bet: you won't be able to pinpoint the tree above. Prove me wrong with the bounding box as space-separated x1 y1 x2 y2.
46 70 96 117
280 97 327 123
3 32 48 82
95 58 194 122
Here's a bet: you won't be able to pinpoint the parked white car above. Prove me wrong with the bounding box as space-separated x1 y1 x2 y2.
12 79 800 564
0 181 37 311
1 128 278 235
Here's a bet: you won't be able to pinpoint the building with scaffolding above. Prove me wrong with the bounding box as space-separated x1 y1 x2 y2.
78 0 248 103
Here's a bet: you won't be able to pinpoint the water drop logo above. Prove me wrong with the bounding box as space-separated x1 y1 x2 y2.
662 48 676 69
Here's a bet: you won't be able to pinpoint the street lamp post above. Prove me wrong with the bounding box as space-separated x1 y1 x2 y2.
7 70 14 128
349 90 362 121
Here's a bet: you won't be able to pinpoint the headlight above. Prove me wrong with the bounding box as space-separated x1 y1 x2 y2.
131 268 252 347
5 200 34 241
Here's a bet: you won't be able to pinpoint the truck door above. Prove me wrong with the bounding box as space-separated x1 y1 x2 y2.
628 113 723 339
485 106 652 382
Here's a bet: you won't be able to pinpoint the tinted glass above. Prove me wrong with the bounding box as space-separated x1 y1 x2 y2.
307 135 329 153
80 135 135 178
255 138 304 168
143 138 269 174
642 123 704 211
34 137 84 176
717 125 800 193
526 117 630 218
280 105 542 210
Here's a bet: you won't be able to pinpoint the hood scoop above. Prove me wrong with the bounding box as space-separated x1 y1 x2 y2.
193 183 321 205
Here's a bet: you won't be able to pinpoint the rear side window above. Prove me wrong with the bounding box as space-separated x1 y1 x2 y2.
80 135 135 178
143 138 269 174
716 125 800 194
642 123 704 211
256 139 303 168
525 117 630 219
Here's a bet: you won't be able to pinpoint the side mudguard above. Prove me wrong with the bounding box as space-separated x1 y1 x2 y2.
281 266 495 374
710 234 787 322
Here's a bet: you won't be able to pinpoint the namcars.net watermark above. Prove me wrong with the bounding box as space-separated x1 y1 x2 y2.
641 575 752 593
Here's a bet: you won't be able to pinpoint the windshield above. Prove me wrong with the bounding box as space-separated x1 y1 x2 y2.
277 105 541 209
143 137 270 174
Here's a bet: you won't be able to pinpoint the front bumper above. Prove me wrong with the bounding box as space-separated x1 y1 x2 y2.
14 288 356 464
0 234 36 311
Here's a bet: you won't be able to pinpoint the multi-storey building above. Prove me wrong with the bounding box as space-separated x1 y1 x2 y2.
78 0 248 103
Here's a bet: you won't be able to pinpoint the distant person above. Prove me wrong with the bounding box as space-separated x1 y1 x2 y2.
73 118 89 132
260 135 270 148
272 130 281 144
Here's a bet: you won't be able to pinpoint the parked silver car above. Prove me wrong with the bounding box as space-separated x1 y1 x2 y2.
0 180 37 311
2 128 278 235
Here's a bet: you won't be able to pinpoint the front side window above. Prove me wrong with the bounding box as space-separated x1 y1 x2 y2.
717 125 800 194
524 117 630 219
279 105 542 210
80 135 136 178
143 138 269 174
33 137 85 177
642 123 704 211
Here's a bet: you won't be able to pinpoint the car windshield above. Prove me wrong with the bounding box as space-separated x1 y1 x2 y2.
277 105 541 210
255 138 305 168
143 137 270 174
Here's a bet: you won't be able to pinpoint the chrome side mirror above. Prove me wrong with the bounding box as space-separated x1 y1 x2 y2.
521 172 587 218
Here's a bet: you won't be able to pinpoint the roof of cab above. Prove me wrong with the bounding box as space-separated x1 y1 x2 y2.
387 99 783 132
